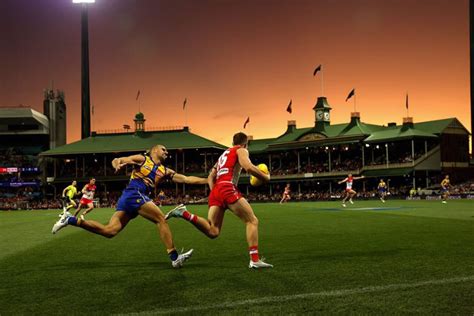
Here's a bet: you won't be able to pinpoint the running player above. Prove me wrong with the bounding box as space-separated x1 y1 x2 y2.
377 179 387 203
165 132 273 269
52 144 206 268
440 175 451 204
74 178 96 220
61 180 78 214
279 183 291 204
338 173 365 207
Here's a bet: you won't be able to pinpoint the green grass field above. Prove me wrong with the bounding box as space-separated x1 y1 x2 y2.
1 200 473 315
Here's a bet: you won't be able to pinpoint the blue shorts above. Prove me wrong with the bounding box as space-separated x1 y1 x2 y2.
378 189 386 193
116 187 151 219
440 188 448 193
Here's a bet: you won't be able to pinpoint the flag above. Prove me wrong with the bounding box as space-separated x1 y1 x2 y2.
286 99 292 113
183 98 187 110
405 93 409 110
345 88 355 102
243 117 250 129
313 64 322 76
136 90 141 101
123 124 131 129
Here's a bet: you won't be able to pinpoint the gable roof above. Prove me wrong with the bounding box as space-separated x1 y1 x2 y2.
40 129 226 156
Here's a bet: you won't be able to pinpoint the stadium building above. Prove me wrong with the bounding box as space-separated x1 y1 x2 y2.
40 112 226 203
246 97 472 199
0 89 67 208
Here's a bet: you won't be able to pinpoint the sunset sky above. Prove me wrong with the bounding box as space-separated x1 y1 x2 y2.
1 0 471 146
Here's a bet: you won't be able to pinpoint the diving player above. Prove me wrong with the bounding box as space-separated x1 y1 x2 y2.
52 144 207 268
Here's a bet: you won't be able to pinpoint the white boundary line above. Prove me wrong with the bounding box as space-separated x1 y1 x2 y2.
118 275 474 315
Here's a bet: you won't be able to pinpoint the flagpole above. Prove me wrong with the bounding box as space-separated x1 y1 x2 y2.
406 92 409 117
354 94 357 112
321 65 324 96
185 107 188 127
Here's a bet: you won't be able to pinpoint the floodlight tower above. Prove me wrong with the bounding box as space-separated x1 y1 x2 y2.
73 0 95 139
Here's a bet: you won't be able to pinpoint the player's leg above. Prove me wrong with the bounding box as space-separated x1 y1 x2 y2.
349 190 356 203
73 203 84 217
166 204 225 239
227 198 272 268
66 199 77 211
81 202 94 217
279 194 285 204
138 202 193 267
52 209 130 237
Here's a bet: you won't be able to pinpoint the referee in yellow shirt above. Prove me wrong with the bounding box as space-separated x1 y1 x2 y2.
62 180 78 214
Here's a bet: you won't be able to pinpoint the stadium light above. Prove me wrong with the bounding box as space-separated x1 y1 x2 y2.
73 0 95 3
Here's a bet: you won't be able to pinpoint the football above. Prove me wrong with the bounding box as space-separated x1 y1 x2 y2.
250 163 269 186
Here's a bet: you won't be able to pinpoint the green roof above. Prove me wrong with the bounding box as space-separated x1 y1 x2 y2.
247 138 276 154
414 118 470 134
365 125 437 143
40 129 226 156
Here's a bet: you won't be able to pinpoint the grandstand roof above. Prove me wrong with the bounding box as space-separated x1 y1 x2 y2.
0 107 49 135
247 117 469 154
40 128 226 156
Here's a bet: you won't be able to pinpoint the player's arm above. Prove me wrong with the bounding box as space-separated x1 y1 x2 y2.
81 185 88 194
237 148 270 183
353 176 365 180
338 178 348 184
111 154 145 172
62 187 68 197
167 168 208 185
208 164 217 190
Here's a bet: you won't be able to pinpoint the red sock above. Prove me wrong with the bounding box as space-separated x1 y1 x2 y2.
249 245 259 262
182 210 198 224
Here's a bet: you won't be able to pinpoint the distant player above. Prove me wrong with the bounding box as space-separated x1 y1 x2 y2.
157 190 166 207
61 180 78 214
280 183 291 204
166 132 273 269
52 144 206 268
377 179 387 203
440 175 451 204
74 178 96 220
338 173 365 207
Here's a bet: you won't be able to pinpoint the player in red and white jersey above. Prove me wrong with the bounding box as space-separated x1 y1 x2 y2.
166 132 273 268
338 173 364 207
74 178 97 219
279 183 291 204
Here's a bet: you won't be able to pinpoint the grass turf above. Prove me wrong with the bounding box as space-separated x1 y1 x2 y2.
0 199 473 315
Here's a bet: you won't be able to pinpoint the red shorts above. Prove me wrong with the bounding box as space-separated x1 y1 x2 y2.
208 182 243 209
80 198 93 206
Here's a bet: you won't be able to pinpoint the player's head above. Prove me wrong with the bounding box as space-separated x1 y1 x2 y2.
348 173 352 177
286 183 290 187
233 132 248 148
89 178 96 184
72 180 77 186
150 144 168 163
380 179 384 182
445 175 449 179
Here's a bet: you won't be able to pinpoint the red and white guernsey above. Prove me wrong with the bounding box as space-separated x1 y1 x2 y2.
346 177 353 191
81 184 96 203
215 145 242 185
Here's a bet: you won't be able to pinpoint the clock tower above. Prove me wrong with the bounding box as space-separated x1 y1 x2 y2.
313 96 332 131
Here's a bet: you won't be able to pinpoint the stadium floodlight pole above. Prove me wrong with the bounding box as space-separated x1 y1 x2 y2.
73 0 95 139
470 0 474 155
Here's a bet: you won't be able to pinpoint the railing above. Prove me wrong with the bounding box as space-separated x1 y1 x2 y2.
95 126 185 135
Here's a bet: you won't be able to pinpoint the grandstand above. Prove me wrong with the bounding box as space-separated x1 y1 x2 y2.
37 97 473 209
39 112 226 205
247 97 472 197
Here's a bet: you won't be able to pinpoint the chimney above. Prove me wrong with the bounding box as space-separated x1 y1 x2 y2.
350 112 360 124
402 117 414 128
285 120 296 134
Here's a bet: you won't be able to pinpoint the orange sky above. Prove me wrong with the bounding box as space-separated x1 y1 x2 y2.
1 0 470 147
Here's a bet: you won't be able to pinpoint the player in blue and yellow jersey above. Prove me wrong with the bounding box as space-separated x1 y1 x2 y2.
377 179 387 203
440 175 451 204
61 180 78 214
52 144 208 268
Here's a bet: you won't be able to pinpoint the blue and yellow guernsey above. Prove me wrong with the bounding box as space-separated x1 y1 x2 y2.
128 154 172 195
